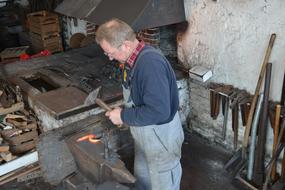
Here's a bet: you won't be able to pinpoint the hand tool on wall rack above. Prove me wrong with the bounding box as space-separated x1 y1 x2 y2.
209 83 223 119
242 33 276 161
236 92 252 127
229 89 246 150
231 104 239 150
240 99 252 127
228 89 250 150
219 85 234 140
253 63 272 186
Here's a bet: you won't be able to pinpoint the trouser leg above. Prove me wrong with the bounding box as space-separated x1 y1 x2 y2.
130 113 184 190
133 141 151 190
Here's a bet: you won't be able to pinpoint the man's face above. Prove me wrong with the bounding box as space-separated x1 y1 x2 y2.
100 40 127 63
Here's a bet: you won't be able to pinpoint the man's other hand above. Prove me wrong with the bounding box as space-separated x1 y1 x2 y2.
105 107 123 125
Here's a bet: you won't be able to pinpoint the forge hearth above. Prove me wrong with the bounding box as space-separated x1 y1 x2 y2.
22 73 61 93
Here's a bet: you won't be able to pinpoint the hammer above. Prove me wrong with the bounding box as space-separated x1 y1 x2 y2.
84 86 112 111
84 86 123 128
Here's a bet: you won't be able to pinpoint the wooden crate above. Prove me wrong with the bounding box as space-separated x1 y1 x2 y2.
0 46 29 62
1 129 38 154
27 10 60 35
30 32 63 53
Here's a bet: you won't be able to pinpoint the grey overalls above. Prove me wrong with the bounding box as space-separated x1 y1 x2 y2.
122 48 184 190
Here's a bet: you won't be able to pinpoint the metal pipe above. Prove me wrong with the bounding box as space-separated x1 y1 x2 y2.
253 62 272 185
247 93 264 180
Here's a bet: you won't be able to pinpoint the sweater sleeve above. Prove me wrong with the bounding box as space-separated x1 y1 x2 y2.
121 53 172 126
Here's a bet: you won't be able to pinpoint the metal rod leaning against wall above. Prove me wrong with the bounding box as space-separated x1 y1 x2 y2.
253 63 272 186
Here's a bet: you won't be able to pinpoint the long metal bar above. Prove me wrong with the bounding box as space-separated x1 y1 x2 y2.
253 63 272 185
247 93 264 180
242 34 276 159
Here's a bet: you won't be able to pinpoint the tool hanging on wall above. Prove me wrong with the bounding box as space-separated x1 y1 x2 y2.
220 85 234 140
209 83 252 143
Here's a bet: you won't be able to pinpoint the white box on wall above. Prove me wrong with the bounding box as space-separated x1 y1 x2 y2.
189 66 212 82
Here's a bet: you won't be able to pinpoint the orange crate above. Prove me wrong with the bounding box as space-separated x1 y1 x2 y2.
27 10 60 35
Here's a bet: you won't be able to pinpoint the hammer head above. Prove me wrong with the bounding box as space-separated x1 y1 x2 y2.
84 86 101 106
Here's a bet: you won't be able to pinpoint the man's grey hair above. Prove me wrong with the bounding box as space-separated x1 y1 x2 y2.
96 18 136 48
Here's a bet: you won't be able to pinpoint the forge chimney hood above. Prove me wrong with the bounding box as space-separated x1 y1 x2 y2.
55 0 186 31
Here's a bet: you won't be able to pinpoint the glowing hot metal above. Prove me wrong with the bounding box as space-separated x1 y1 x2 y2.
77 134 101 143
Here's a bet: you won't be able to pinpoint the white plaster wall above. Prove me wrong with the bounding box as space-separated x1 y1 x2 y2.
182 0 285 100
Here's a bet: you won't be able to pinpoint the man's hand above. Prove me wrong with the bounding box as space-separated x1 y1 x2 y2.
105 107 123 125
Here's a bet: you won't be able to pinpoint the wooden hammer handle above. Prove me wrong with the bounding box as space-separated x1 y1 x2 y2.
95 98 112 111
95 98 124 128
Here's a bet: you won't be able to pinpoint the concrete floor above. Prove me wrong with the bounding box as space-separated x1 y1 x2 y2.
1 131 244 190
181 131 243 190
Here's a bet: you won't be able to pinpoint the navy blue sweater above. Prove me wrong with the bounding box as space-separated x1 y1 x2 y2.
121 46 179 126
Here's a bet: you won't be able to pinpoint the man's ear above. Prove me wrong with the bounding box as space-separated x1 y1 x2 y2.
122 41 132 50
